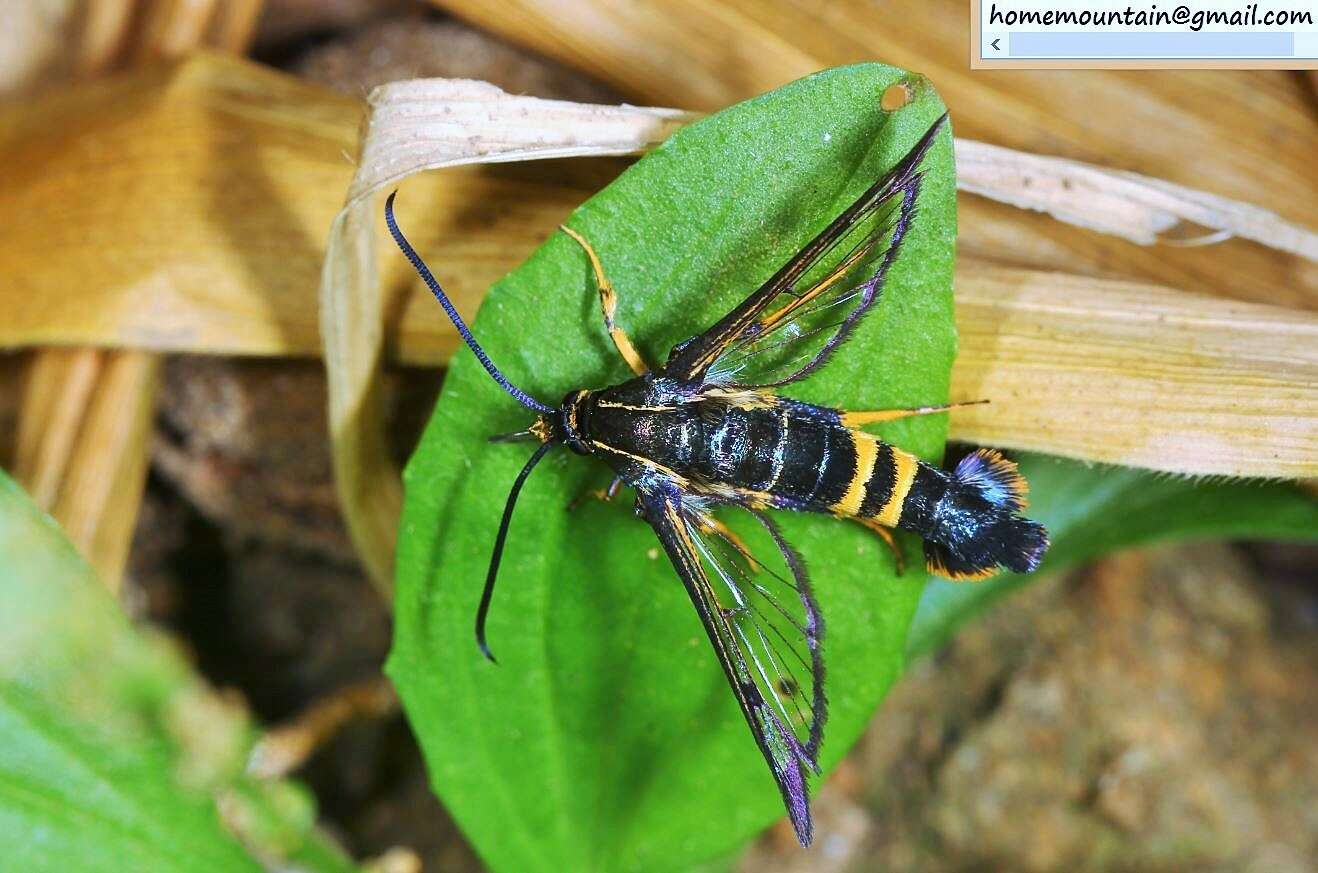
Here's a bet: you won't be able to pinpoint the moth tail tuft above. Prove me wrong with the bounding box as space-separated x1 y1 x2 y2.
925 450 1049 580
953 447 1029 510
924 513 1048 581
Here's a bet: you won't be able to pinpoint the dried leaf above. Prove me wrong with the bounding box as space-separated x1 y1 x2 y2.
0 53 361 356
956 139 1318 258
951 261 1318 478
3 55 1313 593
345 77 695 206
10 6 265 592
431 0 1318 308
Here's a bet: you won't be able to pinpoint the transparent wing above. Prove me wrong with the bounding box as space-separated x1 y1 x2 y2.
705 186 916 387
640 490 825 846
664 114 946 387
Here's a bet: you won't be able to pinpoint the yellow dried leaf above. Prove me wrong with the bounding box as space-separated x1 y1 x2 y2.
3 54 1313 590
952 262 1318 478
431 0 1318 308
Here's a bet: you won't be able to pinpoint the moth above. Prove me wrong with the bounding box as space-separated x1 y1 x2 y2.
386 113 1048 847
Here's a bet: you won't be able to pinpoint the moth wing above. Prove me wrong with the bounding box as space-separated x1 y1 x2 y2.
639 489 826 846
664 114 946 387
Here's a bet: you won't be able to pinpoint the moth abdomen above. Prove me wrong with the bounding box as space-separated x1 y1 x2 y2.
882 446 1049 581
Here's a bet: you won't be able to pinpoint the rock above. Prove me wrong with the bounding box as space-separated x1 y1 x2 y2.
152 355 440 565
255 0 426 51
293 14 618 102
815 544 1318 873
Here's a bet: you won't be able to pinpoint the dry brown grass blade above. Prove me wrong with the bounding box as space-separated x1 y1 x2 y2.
247 678 399 779
430 0 1318 309
951 261 1318 478
0 59 613 360
14 349 161 590
11 5 266 592
955 140 1318 259
49 350 161 591
13 348 104 509
3 60 1312 590
77 0 136 74
72 0 263 73
323 78 695 591
207 0 264 55
126 0 263 62
346 78 695 206
0 54 361 357
133 0 223 62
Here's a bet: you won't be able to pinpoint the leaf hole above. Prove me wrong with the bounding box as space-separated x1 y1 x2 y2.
880 82 913 112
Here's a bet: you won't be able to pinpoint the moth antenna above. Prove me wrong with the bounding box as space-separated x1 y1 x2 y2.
476 440 555 663
385 192 554 414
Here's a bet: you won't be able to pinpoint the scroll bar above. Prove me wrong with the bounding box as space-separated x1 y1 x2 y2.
1001 30 1296 59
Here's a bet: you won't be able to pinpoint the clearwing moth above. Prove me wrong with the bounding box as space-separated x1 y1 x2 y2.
387 113 1048 847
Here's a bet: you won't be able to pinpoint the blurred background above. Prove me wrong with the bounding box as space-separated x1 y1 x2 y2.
0 1 1314 871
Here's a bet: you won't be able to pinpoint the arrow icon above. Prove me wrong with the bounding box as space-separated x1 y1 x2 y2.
990 38 1001 50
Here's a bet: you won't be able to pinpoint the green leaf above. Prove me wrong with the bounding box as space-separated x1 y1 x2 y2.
390 65 956 872
0 472 358 873
906 454 1318 659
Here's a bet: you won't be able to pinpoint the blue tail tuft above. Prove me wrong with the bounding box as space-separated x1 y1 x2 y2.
953 448 1029 511
925 449 1049 580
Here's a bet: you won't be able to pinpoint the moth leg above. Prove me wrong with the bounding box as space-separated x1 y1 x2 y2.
561 225 650 376
851 516 905 575
697 514 761 574
841 399 988 428
567 475 624 511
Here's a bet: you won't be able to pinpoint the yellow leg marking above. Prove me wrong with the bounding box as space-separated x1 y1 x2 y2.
561 225 649 376
699 515 761 574
875 447 918 527
567 476 623 511
831 434 878 517
594 477 623 502
842 399 988 428
852 517 905 575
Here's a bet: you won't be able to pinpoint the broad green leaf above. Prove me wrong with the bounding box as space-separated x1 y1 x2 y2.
390 65 956 872
0 471 358 873
906 454 1318 659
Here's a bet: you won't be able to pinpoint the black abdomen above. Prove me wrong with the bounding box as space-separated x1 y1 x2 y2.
688 403 865 510
581 379 1048 581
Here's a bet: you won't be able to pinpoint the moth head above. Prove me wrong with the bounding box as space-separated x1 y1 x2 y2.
491 390 592 454
555 390 594 455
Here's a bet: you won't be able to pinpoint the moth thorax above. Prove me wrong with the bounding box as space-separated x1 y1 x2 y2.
558 389 594 455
